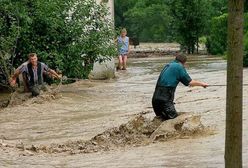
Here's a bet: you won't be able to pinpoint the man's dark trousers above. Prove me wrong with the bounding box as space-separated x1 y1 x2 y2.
152 86 178 119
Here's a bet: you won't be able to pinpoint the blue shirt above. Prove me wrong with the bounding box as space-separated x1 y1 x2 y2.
117 36 129 55
157 60 192 88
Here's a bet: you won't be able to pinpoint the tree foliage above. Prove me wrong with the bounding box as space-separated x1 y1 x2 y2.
0 0 22 85
0 0 116 81
114 0 247 56
245 0 248 13
115 0 172 42
114 0 136 29
124 0 172 42
169 0 211 54
208 0 227 17
206 14 228 55
207 13 248 67
115 0 215 53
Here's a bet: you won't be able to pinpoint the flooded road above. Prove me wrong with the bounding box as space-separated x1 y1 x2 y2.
0 55 248 168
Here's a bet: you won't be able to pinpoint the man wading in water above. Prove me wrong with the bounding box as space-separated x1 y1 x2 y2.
10 53 60 96
152 54 208 120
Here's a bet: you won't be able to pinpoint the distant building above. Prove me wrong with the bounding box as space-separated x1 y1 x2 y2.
96 0 114 20
89 0 115 80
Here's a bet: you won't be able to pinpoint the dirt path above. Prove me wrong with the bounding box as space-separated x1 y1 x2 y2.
0 55 247 168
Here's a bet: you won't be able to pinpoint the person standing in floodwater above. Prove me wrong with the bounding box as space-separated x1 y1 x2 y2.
117 28 130 70
10 53 61 96
152 53 209 120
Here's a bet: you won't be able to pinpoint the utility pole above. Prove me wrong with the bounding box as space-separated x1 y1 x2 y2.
225 0 244 168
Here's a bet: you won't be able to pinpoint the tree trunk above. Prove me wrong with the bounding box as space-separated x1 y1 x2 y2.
225 0 244 168
192 43 195 54
196 37 199 54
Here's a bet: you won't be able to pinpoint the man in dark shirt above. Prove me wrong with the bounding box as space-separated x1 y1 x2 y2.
152 54 208 120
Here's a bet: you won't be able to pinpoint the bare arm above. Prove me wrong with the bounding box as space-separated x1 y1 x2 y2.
9 69 21 86
189 80 208 88
48 69 61 79
128 39 131 54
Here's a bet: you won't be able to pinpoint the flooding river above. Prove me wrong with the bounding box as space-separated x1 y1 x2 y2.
0 55 247 168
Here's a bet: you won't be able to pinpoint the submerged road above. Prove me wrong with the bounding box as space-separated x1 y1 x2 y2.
0 55 247 168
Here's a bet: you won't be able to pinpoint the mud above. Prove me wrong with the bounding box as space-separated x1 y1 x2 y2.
0 113 212 157
7 89 62 107
0 80 64 108
0 54 247 167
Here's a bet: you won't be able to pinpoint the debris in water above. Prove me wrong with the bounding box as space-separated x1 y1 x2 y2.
0 113 214 156
0 113 214 155
6 89 62 107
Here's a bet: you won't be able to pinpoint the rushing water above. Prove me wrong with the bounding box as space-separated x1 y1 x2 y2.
0 55 247 168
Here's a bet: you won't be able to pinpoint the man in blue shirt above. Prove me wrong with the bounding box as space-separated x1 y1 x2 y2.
152 54 208 120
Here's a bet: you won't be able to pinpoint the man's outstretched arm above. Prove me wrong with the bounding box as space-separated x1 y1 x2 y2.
189 80 208 88
9 69 21 86
48 69 61 79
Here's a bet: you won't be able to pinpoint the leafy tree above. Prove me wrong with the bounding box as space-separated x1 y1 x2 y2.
206 14 228 55
114 0 137 28
124 0 172 42
114 0 230 45
0 0 116 82
208 0 227 17
114 0 174 42
169 0 211 54
245 0 248 12
58 0 116 78
207 13 248 67
0 0 22 86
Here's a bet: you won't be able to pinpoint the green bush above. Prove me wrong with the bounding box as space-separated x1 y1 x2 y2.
207 13 248 67
0 0 116 79
206 14 228 55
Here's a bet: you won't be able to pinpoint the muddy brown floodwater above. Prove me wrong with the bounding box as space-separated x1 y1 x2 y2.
0 55 247 168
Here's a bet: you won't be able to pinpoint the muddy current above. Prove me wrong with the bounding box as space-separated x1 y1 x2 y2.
0 55 248 168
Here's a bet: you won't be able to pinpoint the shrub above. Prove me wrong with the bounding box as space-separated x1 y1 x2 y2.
0 0 117 80
207 13 248 67
206 14 228 55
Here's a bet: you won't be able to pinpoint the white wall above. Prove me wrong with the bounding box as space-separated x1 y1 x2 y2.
89 0 116 80
95 0 114 19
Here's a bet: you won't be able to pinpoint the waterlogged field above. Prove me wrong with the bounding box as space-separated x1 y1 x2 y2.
0 55 247 168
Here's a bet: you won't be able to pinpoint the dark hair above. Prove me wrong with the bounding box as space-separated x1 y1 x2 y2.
175 53 187 64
